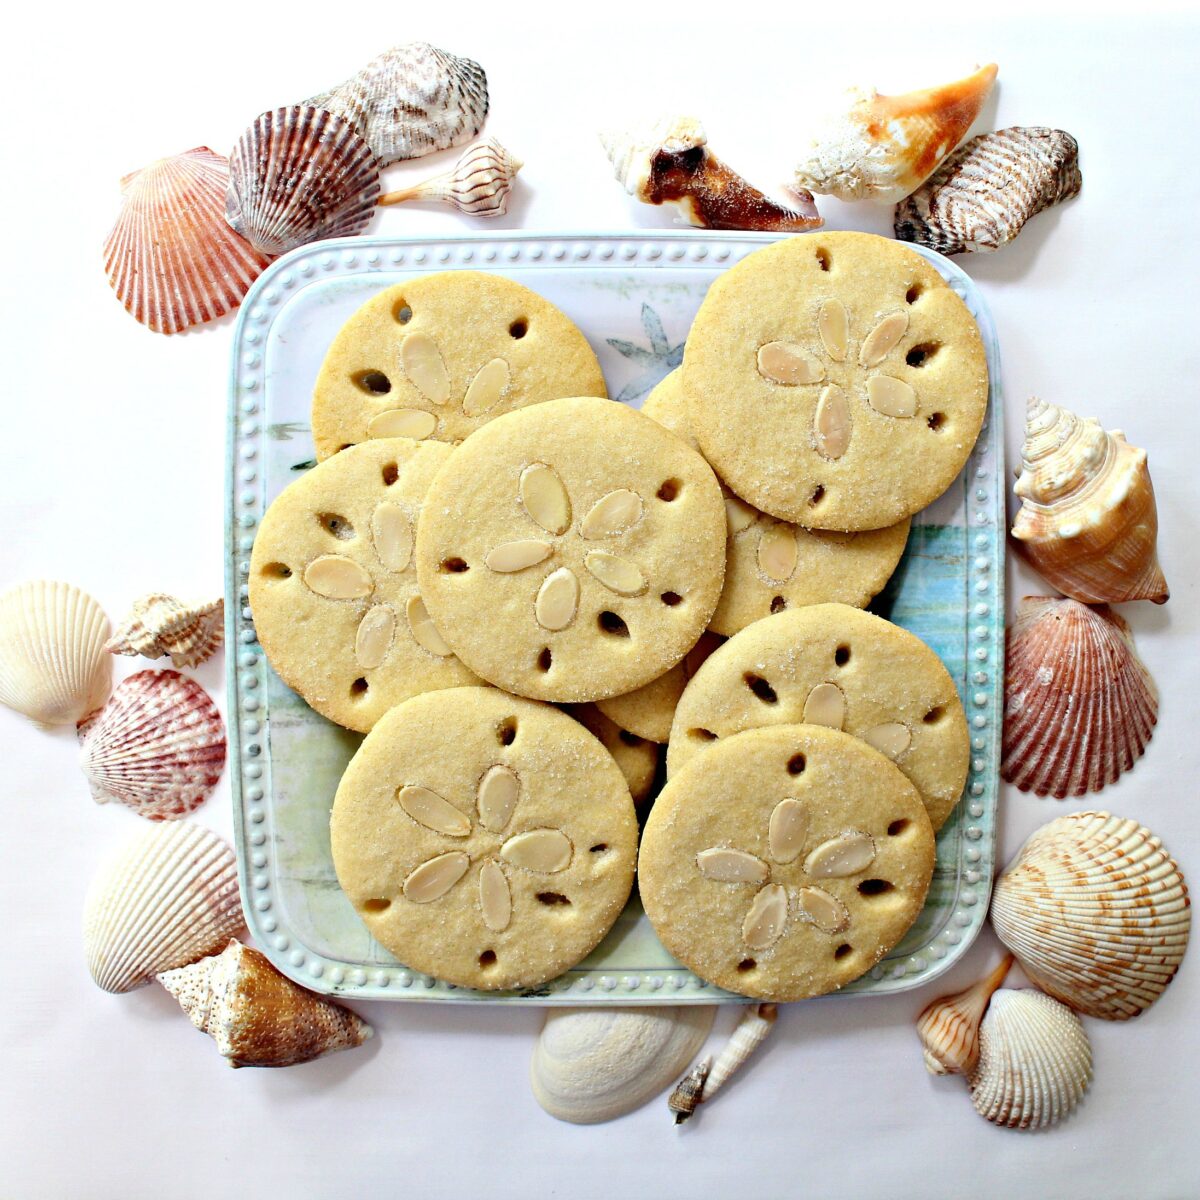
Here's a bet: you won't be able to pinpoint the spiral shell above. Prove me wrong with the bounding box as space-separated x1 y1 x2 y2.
916 955 1013 1076
1011 398 1168 605
378 138 522 216
83 822 243 993
991 812 1190 1020
105 594 223 668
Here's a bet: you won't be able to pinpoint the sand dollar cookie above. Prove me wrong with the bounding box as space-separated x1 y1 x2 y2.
639 724 935 1001
683 232 988 530
249 439 479 732
311 272 607 460
331 687 637 990
415 397 727 702
566 704 659 804
668 604 969 830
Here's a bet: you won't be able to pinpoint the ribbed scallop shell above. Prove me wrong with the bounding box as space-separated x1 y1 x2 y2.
307 42 488 166
1011 398 1168 604
103 147 272 334
991 812 1190 1020
0 581 111 727
83 822 243 993
968 989 1093 1130
378 138 522 215
225 106 380 256
105 594 223 668
79 669 226 820
916 955 1013 1075
894 127 1081 255
1001 597 1157 798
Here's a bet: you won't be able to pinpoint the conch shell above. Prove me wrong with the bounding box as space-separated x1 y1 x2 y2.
379 138 522 216
105 594 223 668
1011 398 1168 604
793 63 998 203
916 955 1013 1076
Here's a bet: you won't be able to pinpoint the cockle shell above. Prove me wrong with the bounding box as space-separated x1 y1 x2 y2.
991 812 1190 1020
79 669 226 820
83 821 243 993
103 147 272 334
378 138 522 216
601 115 823 232
0 581 111 727
916 955 1013 1076
793 63 998 203
1011 398 1168 605
531 1006 716 1124
104 594 223 668
226 106 380 256
1002 597 1157 798
968 989 1093 1130
895 127 1081 255
307 42 489 166
157 940 372 1068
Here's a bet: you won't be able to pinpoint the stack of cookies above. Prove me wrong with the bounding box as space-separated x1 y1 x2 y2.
248 231 987 1001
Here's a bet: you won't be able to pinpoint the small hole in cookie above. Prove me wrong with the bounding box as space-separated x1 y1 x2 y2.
497 717 517 746
906 342 940 368
589 843 608 853
362 898 390 913
927 412 946 432
887 818 911 837
536 647 552 672
834 943 853 960
858 879 895 896
381 463 399 486
478 949 497 968
598 611 630 638
737 958 757 973
318 512 355 540
689 728 718 743
905 284 922 304
350 678 368 697
815 247 831 271
744 672 778 704
834 644 851 667
656 478 681 502
660 591 682 607
440 557 470 574
262 562 292 579
394 302 413 324
770 595 787 614
618 730 644 747
923 706 946 725
787 753 807 776
353 369 392 395
810 485 826 506
536 892 571 906
509 318 528 339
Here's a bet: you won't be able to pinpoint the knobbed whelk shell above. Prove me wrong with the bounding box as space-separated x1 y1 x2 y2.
532 1006 715 1124
916 955 1013 1076
895 127 1081 255
0 581 111 727
1011 398 1168 605
601 115 823 232
379 138 522 216
968 989 1093 1130
793 63 998 203
83 822 243 993
991 812 1190 1020
105 594 223 668
1002 598 1157 798
157 940 372 1068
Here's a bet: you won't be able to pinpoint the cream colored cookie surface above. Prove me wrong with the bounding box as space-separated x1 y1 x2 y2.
668 605 969 830
683 232 988 530
311 273 607 461
414 397 727 702
639 724 935 1002
566 704 659 804
248 439 479 732
330 688 638 991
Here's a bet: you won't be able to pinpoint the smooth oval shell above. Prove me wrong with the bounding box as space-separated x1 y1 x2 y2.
105 594 223 669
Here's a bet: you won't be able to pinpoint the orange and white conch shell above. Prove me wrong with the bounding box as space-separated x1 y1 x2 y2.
793 64 998 204
915 955 1013 1076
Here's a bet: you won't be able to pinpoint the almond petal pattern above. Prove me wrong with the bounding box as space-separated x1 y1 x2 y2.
581 489 644 539
796 886 850 934
584 551 647 596
803 681 846 728
520 464 571 535
501 829 572 873
757 525 798 582
366 409 437 440
814 385 852 460
479 860 512 931
406 595 453 656
462 357 510 417
863 722 911 759
768 799 808 864
535 568 579 631
697 847 769 884
742 884 788 949
404 851 470 902
398 784 471 836
354 605 396 668
859 312 909 367
372 502 413 572
477 764 520 832
867 376 918 418
303 555 373 599
485 540 553 573
804 832 876 878
818 299 849 361
401 332 450 404
757 342 825 386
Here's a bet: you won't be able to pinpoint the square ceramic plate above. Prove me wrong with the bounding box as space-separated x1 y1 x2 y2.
225 231 1004 1004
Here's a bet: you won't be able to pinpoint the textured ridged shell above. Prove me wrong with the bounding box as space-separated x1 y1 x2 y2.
1011 398 1168 604
83 822 243 993
103 147 272 334
157 940 372 1068
894 127 1081 255
226 106 380 256
968 989 1093 1130
916 955 1013 1075
79 669 226 820
991 812 1190 1020
0 581 111 727
1002 597 1157 797
378 138 522 216
701 1002 777 1101
105 594 223 668
307 42 488 166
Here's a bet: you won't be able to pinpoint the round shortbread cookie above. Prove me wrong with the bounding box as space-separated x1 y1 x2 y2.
566 704 659 804
639 724 935 1001
667 605 969 831
414 397 727 702
330 688 638 991
248 439 480 733
311 272 607 461
683 232 988 531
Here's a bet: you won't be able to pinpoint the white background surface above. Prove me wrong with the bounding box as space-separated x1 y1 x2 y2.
2 6 1197 1198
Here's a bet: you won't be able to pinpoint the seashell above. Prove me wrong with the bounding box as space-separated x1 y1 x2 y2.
916 955 1013 1076
0 581 111 727
1002 597 1157 798
668 1003 776 1124
103 147 272 334
378 138 522 216
157 940 372 1068
601 115 823 232
531 1005 716 1124
968 989 1093 1130
894 127 1081 255
667 1057 711 1125
225 106 380 256
104 594 223 669
307 42 489 166
83 822 243 993
793 63 998 203
79 669 226 820
1011 398 1168 605
991 811 1191 1020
